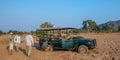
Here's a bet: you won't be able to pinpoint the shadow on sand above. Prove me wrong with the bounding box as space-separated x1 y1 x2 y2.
19 47 27 56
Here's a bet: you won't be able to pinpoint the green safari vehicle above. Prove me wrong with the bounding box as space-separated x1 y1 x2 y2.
37 27 97 54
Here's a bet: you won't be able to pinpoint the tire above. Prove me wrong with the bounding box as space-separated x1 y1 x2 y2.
45 45 53 51
78 45 88 54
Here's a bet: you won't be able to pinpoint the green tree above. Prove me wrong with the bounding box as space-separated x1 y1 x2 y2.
82 20 99 32
40 22 53 28
118 26 120 32
7 30 24 35
82 20 88 29
102 24 113 32
72 28 81 33
38 22 54 35
0 30 4 35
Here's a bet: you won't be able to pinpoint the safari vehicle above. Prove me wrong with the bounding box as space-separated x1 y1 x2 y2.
37 27 97 54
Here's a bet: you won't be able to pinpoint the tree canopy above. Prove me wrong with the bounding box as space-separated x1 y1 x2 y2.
40 22 53 28
0 30 4 35
102 24 113 32
82 20 99 32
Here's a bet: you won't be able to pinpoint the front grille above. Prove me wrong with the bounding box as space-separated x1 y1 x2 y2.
93 39 97 47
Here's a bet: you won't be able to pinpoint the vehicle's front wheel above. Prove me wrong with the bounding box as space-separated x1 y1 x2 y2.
78 45 88 54
45 45 53 51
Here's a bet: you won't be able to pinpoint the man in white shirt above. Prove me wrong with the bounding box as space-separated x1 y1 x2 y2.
25 33 34 57
14 34 21 52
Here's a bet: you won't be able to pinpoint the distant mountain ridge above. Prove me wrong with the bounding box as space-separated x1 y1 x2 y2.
99 20 120 30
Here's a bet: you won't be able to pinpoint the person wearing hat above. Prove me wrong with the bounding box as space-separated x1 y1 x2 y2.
7 32 14 55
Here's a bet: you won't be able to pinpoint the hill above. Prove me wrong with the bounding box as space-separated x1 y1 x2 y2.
99 20 120 30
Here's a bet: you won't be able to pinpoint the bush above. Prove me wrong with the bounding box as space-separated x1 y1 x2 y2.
0 30 4 35
7 30 24 35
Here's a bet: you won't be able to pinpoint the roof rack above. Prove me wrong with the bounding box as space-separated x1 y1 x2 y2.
37 27 75 31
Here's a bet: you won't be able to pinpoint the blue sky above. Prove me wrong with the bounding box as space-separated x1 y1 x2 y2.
0 0 120 32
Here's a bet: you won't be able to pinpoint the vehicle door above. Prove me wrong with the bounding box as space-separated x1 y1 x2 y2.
62 38 74 49
51 40 62 47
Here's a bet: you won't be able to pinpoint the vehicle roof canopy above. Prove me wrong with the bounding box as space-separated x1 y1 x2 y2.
37 27 75 31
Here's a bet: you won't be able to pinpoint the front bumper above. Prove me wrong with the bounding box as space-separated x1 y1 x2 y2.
88 39 97 49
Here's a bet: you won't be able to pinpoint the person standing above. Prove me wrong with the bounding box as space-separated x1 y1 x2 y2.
25 33 34 57
7 32 14 55
14 34 21 52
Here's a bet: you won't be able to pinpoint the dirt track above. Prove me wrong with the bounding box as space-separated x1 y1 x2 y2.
0 33 120 60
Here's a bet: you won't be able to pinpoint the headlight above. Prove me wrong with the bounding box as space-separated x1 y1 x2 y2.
88 41 92 44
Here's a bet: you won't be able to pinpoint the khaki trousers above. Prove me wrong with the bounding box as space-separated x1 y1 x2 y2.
26 46 32 56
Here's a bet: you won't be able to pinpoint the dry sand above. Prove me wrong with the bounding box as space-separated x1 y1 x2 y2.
0 33 120 60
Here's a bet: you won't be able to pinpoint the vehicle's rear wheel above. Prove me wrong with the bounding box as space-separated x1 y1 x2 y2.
78 45 88 54
45 45 53 51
